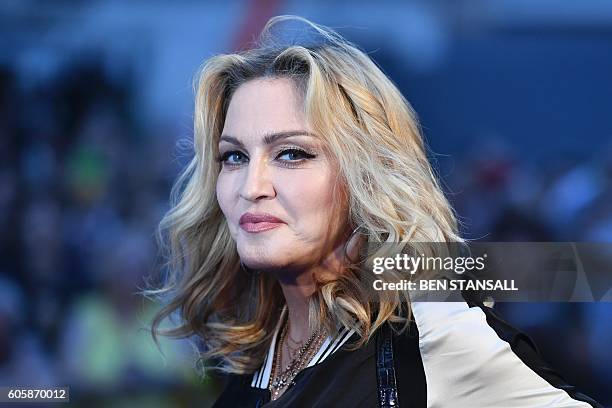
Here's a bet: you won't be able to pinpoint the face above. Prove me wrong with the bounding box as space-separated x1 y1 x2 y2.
216 77 349 274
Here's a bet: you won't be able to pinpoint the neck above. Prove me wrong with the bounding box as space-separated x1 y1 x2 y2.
277 272 314 341
274 234 360 342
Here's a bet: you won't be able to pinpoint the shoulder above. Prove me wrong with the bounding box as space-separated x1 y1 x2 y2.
404 292 603 407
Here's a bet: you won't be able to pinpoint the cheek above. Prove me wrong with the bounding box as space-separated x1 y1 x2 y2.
282 170 337 219
216 173 235 218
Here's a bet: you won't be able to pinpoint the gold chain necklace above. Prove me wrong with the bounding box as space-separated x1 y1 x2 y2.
284 320 306 359
268 319 325 401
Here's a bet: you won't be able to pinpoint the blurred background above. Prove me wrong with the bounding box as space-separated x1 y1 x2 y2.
1 0 611 406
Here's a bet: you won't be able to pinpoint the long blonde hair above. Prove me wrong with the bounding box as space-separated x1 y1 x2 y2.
148 15 463 375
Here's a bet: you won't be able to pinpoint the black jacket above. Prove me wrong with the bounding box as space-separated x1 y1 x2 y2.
213 294 602 407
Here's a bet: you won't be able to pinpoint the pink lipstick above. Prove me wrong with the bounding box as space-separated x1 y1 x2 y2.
239 212 284 233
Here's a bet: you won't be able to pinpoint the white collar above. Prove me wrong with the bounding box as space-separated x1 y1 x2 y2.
250 306 356 389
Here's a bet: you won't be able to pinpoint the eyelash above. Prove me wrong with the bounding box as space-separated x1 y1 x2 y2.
215 148 316 168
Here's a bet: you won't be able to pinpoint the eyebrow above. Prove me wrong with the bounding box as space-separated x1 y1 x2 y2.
218 130 316 147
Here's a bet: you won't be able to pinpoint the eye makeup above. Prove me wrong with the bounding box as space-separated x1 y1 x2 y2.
216 146 318 168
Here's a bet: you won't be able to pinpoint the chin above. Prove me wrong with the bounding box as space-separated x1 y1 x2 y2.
237 243 285 271
241 258 295 273
235 228 321 270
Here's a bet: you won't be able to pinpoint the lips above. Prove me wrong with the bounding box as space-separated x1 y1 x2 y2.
239 212 284 233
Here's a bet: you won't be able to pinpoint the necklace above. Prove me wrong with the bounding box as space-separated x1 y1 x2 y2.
284 320 306 359
268 319 325 401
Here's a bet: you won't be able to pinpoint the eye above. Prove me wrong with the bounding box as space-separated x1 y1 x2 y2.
218 150 248 166
276 148 315 162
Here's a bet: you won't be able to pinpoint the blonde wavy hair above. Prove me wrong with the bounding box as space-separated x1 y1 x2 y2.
149 15 463 375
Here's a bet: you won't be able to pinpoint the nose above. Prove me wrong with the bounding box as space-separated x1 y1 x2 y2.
239 156 276 202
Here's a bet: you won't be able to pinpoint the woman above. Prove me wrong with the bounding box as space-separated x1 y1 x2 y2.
150 16 602 407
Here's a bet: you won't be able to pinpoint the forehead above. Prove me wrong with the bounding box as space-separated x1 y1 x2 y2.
221 77 309 143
